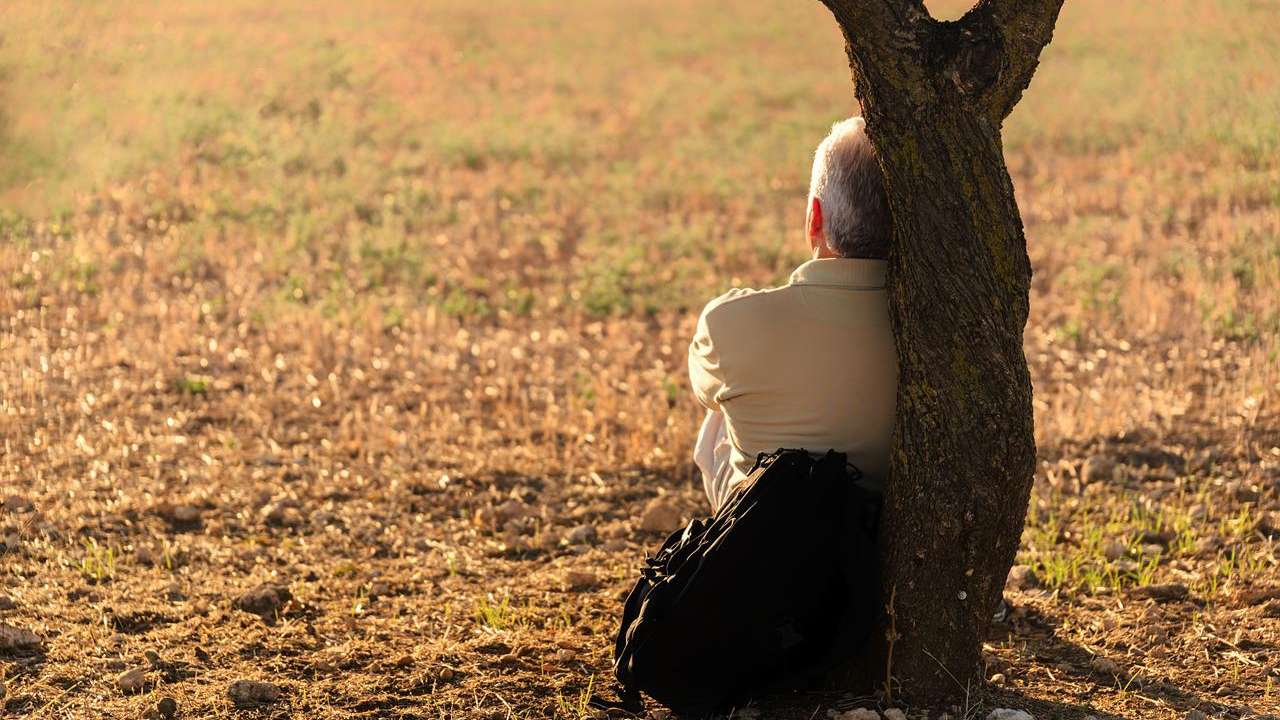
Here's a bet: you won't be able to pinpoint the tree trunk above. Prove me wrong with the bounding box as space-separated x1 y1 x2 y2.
817 0 1065 706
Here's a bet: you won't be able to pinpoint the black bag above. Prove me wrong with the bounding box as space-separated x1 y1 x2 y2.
612 449 882 715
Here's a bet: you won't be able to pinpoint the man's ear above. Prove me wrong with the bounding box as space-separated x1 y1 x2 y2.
808 196 823 239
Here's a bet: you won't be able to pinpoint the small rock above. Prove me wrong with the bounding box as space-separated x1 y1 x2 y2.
987 711 1033 720
1090 656 1122 675
495 500 529 523
367 581 392 600
165 582 185 601
157 696 177 719
134 545 158 566
438 667 456 682
162 504 201 527
989 672 1007 685
0 596 16 611
0 623 42 652
883 709 907 720
1139 529 1175 546
1103 541 1128 561
638 498 681 533
262 503 302 528
1005 564 1039 591
565 525 597 546
227 679 281 707
1229 482 1259 503
117 667 147 694
235 583 291 619
1080 455 1114 485
1128 582 1189 602
564 571 597 589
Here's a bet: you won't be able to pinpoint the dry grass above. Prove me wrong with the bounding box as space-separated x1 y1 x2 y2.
1 0 1278 718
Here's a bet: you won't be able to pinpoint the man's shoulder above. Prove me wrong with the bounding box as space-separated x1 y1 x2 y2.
698 283 795 329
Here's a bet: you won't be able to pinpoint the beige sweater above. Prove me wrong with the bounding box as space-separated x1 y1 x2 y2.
688 258 899 492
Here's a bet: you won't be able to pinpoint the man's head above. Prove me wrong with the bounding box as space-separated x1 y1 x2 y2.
805 117 891 260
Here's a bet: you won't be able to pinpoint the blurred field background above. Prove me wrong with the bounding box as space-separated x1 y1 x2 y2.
1 0 1278 718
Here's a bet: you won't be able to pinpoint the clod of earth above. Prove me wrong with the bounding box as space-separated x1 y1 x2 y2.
987 710 1034 720
0 623 42 652
563 570 597 590
164 582 184 601
0 596 15 611
830 709 879 720
638 498 681 532
1 495 33 513
495 500 529 523
157 504 202 529
227 679 281 707
1103 540 1128 561
1259 511 1280 538
1229 482 1259 503
1239 586 1280 605
1005 564 1039 591
116 667 147 694
158 696 177 718
262 502 303 528
235 583 291 619
1089 656 1122 676
135 546 157 566
1128 582 1190 602
565 525 597 545
1080 455 1115 485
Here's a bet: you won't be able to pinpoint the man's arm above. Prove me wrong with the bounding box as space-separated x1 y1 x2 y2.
688 306 727 412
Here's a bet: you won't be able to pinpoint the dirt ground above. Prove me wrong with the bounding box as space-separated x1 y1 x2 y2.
2 0 1279 718
1 284 1277 719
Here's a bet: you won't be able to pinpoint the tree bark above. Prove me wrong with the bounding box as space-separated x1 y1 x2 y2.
817 0 1065 706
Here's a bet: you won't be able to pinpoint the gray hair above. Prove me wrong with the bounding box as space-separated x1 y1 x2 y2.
808 117 892 260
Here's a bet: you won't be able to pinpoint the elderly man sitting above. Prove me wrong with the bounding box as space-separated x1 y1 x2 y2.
690 117 898 511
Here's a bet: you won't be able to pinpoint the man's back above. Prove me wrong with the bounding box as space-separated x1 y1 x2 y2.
689 257 898 493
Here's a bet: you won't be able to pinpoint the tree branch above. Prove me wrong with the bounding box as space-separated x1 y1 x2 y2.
966 0 1066 123
819 0 933 123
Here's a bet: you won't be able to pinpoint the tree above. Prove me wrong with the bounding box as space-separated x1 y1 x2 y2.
817 0 1065 705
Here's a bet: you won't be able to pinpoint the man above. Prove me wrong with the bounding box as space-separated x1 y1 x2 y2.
689 117 898 511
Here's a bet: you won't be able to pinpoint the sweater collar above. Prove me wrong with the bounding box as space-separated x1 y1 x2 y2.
789 258 887 289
